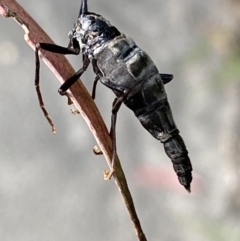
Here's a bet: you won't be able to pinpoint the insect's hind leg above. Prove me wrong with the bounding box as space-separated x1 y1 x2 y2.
105 90 129 179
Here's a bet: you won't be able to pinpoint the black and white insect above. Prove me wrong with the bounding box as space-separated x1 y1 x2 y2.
35 0 193 191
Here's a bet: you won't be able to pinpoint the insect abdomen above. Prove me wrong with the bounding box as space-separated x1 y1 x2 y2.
125 76 192 191
95 33 193 191
163 134 192 191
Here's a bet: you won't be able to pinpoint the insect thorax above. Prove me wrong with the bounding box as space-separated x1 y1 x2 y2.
69 13 121 59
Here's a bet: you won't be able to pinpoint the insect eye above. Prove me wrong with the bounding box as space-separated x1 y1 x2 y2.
88 16 95 23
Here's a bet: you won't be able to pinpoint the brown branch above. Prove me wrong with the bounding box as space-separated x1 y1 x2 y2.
0 1 147 241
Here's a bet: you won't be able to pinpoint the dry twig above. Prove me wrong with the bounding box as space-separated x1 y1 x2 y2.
0 1 147 241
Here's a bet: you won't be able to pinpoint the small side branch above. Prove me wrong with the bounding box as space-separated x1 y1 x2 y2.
0 1 147 241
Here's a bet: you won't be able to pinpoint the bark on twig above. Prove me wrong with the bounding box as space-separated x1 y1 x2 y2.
0 1 147 241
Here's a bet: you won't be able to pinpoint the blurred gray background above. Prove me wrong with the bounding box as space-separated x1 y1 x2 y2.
1 0 240 240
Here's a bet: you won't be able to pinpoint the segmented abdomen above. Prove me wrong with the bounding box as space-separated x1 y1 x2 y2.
95 34 193 191
125 76 193 191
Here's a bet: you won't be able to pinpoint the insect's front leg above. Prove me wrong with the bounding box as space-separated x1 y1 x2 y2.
36 43 80 55
58 54 90 95
35 39 81 133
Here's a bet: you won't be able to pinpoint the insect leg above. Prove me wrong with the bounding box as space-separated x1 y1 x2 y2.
92 90 124 158
110 90 129 168
91 59 103 99
36 37 80 55
35 48 56 133
35 40 80 133
58 55 90 95
159 73 174 85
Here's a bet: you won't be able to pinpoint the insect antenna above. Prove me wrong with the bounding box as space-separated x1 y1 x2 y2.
35 46 56 134
79 0 88 17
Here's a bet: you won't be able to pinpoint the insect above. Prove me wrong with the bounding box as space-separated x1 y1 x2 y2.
35 0 193 191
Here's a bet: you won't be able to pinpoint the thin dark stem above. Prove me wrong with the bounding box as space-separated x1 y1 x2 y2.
0 1 147 241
